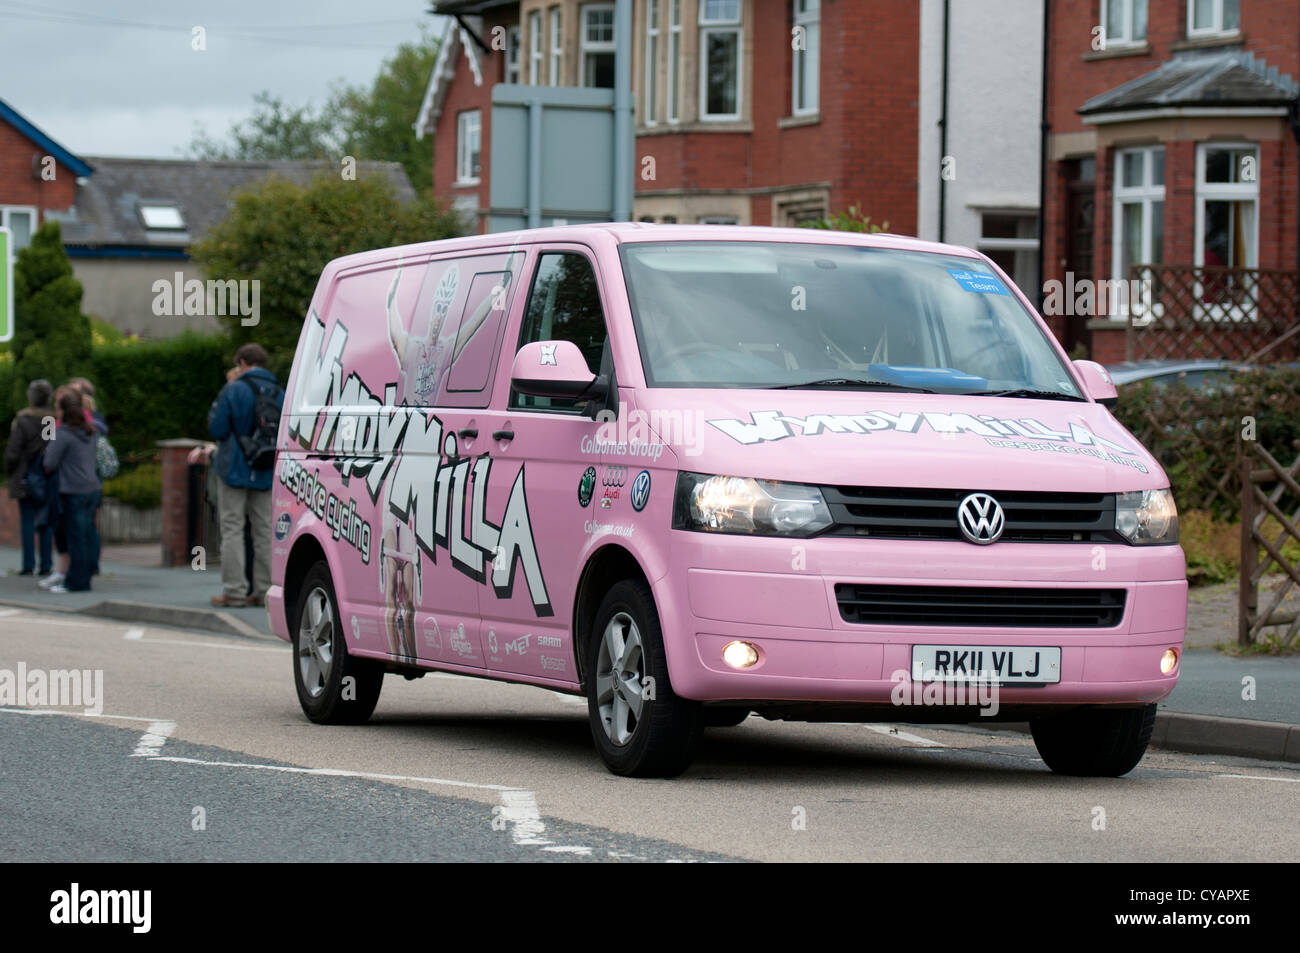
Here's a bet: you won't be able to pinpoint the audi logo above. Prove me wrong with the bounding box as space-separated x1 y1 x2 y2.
602 466 628 487
957 492 1005 545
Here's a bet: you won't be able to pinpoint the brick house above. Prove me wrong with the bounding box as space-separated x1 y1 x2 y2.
1042 0 1300 362
415 0 1046 295
0 97 91 254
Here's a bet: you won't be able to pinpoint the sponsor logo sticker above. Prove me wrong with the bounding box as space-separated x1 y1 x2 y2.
578 466 596 508
630 470 651 512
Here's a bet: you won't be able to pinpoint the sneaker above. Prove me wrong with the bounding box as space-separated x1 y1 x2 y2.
48 584 70 593
38 572 65 590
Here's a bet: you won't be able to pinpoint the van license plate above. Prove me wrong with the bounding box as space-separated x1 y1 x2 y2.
911 645 1061 684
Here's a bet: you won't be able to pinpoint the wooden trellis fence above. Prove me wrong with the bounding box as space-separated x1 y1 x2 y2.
1238 442 1300 648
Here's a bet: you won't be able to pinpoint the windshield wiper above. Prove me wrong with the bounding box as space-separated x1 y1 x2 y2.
973 388 1086 401
771 377 939 393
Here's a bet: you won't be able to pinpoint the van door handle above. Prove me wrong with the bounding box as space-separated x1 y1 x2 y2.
492 429 515 442
458 428 478 439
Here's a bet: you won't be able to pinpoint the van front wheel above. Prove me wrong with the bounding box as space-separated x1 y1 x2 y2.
292 562 383 725
586 579 702 777
1030 704 1157 777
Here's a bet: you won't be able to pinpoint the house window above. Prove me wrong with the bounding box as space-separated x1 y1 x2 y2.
645 0 660 124
1188 0 1239 37
1 207 36 251
978 212 1039 296
529 10 542 84
698 215 739 225
138 203 186 230
505 25 521 83
667 0 681 122
792 0 819 116
1112 146 1163 311
549 7 563 85
1196 143 1258 271
699 0 742 120
1101 0 1147 47
582 3 616 88
457 110 481 184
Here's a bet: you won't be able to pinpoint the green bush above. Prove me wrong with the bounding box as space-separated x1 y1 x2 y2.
1114 366 1300 519
101 461 162 509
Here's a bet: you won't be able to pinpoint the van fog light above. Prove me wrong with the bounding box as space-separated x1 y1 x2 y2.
722 641 760 669
1160 648 1179 675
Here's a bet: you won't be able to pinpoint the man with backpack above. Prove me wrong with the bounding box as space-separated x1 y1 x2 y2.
4 379 54 577
207 343 283 608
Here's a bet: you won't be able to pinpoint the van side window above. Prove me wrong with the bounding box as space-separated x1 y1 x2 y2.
511 252 609 412
445 270 513 397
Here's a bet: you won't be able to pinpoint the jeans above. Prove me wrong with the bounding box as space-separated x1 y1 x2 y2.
18 498 53 575
61 492 98 591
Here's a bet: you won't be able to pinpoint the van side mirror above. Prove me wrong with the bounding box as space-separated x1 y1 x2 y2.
511 340 607 402
1073 359 1118 409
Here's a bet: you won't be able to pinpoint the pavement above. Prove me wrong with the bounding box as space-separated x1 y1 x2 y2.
1 543 1296 764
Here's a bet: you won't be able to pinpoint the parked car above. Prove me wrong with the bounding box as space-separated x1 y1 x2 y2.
1104 359 1247 392
271 224 1186 778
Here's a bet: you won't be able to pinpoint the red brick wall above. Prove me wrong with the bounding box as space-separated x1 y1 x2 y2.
0 117 79 220
0 495 20 548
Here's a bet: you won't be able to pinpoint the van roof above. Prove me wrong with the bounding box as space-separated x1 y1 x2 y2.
325 223 985 272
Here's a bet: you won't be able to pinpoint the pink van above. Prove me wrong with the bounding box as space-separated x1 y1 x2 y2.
269 224 1186 777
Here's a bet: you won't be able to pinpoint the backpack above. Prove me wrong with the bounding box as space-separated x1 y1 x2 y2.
24 451 51 505
237 377 283 471
95 435 120 481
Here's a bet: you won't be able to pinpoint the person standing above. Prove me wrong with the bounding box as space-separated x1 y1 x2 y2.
4 379 54 577
207 343 283 607
41 390 101 593
68 377 108 576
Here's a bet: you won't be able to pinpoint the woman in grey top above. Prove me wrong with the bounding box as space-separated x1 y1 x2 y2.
42 391 101 592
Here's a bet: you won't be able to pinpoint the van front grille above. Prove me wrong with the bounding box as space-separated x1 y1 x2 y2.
835 584 1126 627
821 486 1117 542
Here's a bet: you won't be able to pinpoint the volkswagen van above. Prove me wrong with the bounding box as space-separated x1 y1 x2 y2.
270 224 1186 778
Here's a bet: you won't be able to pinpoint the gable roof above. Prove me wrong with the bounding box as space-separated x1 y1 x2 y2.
1080 48 1300 118
58 157 416 251
414 13 491 140
0 97 93 177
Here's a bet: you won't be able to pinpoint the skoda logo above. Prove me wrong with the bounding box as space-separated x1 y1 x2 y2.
957 492 1005 545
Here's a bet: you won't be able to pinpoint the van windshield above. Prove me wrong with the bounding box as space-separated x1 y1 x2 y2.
619 241 1082 398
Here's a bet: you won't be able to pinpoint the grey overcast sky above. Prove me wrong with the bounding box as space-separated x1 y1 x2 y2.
1 0 446 158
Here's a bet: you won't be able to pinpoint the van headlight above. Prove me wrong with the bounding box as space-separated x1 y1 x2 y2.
673 472 833 537
1115 488 1179 545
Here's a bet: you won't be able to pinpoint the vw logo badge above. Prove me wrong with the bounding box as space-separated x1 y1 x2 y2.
957 492 1005 545
630 470 652 512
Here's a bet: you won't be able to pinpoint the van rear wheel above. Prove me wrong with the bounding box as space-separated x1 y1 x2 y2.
1030 704 1157 777
586 579 702 777
293 561 383 725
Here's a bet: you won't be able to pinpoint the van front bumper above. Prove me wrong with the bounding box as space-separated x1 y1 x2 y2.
657 533 1187 710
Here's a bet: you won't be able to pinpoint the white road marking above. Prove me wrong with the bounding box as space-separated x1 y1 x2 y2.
127 635 283 652
1215 773 1300 784
862 724 946 748
2 615 99 627
131 720 176 758
0 708 165 723
499 789 548 845
0 608 20 617
122 627 144 640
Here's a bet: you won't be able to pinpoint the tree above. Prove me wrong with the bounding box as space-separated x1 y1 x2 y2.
188 91 340 161
799 206 890 233
190 174 462 370
9 221 92 407
334 30 440 193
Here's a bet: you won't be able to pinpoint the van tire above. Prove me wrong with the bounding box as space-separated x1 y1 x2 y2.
586 579 702 777
1029 704 1157 777
292 561 383 725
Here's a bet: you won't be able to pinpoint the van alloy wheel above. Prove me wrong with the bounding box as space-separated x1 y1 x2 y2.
596 611 645 746
298 586 335 699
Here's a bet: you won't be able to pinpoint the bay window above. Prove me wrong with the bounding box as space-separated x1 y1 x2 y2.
1112 146 1164 317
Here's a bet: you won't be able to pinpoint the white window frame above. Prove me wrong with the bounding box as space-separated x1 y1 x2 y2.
581 3 616 88
1194 141 1259 321
1100 0 1147 48
456 110 481 185
0 206 37 251
505 25 521 83
698 1 742 122
976 211 1039 297
549 7 563 85
645 0 660 125
529 10 542 85
1112 145 1164 321
1187 0 1240 38
667 0 681 123
792 0 819 116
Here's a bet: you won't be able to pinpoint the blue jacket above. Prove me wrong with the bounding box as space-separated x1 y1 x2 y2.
208 366 282 490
